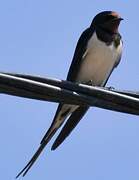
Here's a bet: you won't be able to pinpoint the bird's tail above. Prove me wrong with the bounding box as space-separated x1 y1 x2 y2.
51 106 89 150
16 104 74 178
16 133 54 178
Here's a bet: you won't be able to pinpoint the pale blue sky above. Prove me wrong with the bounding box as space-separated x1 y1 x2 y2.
0 1 139 180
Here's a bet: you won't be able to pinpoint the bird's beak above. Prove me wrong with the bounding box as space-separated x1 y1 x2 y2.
112 17 124 22
118 17 124 21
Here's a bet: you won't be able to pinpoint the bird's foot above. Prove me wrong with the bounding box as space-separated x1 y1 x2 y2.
86 80 95 86
106 86 115 91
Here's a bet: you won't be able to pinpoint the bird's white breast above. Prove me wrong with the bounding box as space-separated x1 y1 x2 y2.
76 32 122 86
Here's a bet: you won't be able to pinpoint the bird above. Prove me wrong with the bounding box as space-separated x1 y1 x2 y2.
16 11 123 178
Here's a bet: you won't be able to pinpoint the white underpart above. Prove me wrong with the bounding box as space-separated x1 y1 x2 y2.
53 32 122 129
76 32 122 85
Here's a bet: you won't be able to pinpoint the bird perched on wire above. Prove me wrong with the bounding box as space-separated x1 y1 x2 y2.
16 11 123 178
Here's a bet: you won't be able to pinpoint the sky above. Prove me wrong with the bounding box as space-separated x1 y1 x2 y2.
0 1 139 180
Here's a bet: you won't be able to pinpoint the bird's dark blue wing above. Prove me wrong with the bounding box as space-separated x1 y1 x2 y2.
67 27 94 81
16 27 93 178
40 27 94 145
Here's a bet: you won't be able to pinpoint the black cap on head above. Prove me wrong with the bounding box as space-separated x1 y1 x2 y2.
90 11 123 33
91 11 123 26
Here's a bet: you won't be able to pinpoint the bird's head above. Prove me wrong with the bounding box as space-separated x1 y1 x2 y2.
91 11 123 34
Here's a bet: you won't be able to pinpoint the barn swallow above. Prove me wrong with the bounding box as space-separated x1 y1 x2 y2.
16 11 123 178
